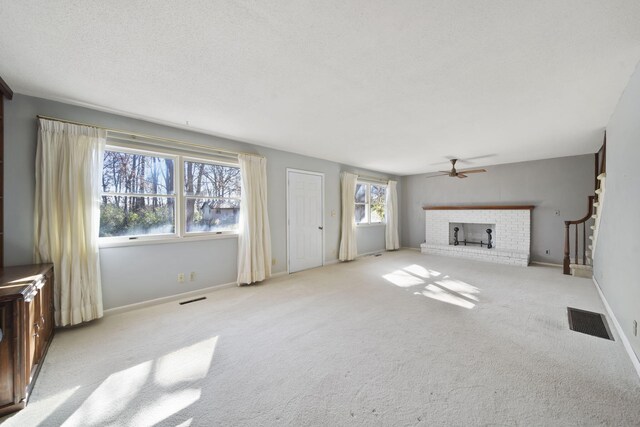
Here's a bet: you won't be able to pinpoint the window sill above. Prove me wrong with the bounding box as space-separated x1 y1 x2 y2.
356 223 386 228
99 233 238 249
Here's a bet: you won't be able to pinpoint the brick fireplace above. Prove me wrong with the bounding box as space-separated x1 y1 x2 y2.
420 205 534 266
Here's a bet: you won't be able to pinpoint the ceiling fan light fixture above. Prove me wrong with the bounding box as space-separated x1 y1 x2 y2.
426 158 487 179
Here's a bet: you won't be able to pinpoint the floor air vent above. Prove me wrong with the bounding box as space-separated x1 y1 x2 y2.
179 296 207 305
567 307 613 340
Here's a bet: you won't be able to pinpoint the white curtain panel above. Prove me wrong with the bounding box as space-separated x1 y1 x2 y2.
385 180 400 250
237 154 272 284
339 172 358 261
34 118 106 326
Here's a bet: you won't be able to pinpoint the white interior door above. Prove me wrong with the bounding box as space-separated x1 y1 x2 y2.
288 170 324 273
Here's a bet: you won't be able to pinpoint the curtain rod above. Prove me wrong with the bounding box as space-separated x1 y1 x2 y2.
36 115 256 158
106 134 238 160
357 174 390 184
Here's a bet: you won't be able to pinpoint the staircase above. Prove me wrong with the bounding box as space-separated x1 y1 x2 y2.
563 137 606 276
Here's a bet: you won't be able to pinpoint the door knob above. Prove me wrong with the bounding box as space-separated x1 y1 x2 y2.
318 226 323 230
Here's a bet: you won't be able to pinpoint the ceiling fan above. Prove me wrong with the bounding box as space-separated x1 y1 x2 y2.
427 159 487 179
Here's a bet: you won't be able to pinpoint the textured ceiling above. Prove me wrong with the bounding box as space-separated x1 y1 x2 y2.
2 1 640 175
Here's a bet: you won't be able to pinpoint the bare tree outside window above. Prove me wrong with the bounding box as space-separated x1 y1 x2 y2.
100 150 175 237
354 182 386 224
100 147 242 241
184 160 241 232
371 184 386 222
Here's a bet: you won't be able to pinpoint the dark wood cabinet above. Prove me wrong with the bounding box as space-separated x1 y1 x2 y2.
0 264 54 416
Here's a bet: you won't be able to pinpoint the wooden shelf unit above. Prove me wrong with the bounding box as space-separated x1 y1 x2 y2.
0 75 13 268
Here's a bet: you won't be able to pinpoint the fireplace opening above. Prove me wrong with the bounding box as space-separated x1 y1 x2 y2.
449 223 495 248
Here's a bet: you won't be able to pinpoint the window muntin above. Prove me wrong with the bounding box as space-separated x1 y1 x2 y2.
184 160 241 233
100 149 177 238
355 182 386 225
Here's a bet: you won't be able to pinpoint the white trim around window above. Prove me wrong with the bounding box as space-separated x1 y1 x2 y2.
355 180 387 226
99 143 241 247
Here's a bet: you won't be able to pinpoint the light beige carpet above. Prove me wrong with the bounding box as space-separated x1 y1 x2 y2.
2 250 639 426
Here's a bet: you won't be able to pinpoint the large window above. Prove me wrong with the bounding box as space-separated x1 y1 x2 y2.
100 146 241 242
355 182 386 224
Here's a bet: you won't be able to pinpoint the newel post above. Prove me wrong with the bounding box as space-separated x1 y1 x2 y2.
563 221 571 275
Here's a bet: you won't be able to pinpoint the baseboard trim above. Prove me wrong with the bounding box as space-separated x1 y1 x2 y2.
592 275 640 379
357 250 384 258
531 261 562 268
324 259 340 266
104 281 238 316
105 270 298 316
401 246 421 251
270 271 289 279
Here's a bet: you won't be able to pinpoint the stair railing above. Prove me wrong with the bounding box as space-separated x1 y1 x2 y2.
563 196 594 275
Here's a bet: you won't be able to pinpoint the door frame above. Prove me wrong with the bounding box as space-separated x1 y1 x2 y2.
286 168 325 274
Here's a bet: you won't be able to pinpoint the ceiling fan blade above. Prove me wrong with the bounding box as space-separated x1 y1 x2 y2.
425 174 448 179
458 169 486 174
457 174 468 178
438 171 451 174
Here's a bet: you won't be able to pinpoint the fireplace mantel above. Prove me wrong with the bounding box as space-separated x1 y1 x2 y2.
423 205 534 210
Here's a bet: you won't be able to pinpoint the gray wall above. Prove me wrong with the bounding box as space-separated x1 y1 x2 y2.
356 225 386 255
4 94 398 309
400 155 595 264
594 62 640 359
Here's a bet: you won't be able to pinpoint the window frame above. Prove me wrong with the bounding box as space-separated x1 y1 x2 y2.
355 181 387 226
182 155 242 237
99 144 241 247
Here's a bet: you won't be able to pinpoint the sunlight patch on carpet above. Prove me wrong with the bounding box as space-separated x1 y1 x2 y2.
434 279 480 302
20 386 80 425
62 336 218 426
383 265 479 309
402 264 441 278
65 360 152 425
383 270 425 287
155 336 218 386
415 284 476 309
129 389 202 426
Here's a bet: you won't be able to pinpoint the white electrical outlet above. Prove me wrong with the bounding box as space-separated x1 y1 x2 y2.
190 272 196 281
178 273 185 283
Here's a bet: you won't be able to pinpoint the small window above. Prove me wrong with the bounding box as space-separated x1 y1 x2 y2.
184 159 241 233
100 149 177 238
355 182 386 225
